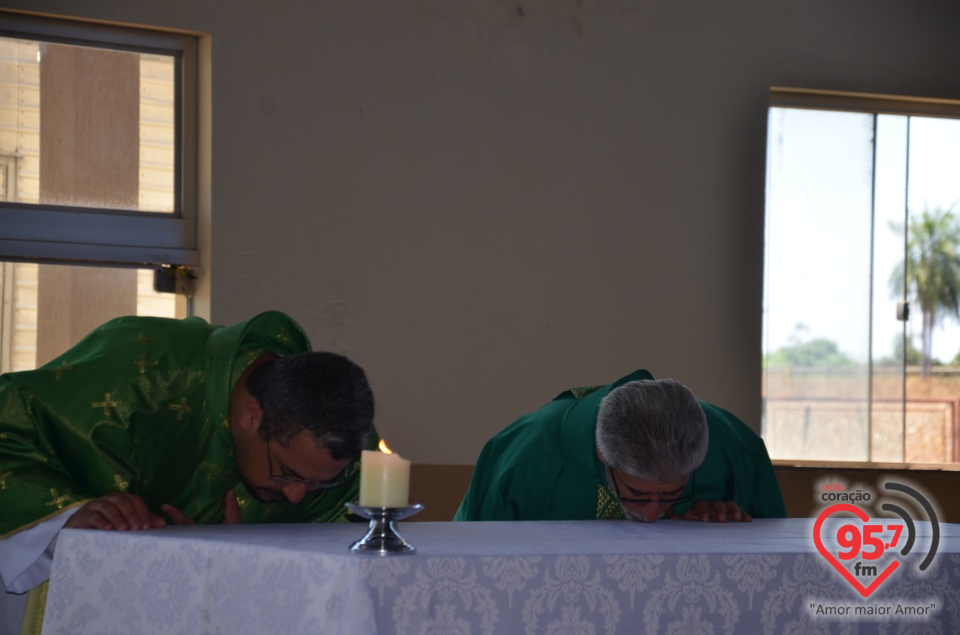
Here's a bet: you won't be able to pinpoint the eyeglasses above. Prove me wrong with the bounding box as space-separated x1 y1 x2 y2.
606 466 696 506
264 425 349 492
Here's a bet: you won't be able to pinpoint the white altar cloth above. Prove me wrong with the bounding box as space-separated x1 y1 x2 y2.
41 519 960 634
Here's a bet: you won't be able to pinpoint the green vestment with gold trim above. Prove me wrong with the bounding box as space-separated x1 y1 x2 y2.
0 310 377 539
453 369 786 521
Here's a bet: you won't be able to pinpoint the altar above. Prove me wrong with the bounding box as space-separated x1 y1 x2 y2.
41 519 960 634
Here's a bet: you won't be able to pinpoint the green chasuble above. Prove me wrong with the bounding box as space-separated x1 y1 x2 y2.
453 369 786 522
0 310 378 538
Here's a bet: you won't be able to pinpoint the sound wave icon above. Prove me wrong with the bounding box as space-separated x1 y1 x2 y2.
880 481 940 572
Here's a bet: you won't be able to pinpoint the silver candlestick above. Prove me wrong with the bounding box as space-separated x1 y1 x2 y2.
345 502 424 555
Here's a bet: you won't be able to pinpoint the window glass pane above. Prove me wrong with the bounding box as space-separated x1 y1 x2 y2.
764 101 960 466
762 107 875 461
871 114 908 462
0 262 182 373
138 54 176 212
903 117 960 463
0 36 175 213
0 37 39 205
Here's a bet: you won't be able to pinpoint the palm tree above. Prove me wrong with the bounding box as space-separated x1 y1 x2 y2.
889 206 960 377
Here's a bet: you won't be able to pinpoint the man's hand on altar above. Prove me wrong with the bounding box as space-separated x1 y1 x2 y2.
64 493 167 531
160 489 242 525
671 500 753 523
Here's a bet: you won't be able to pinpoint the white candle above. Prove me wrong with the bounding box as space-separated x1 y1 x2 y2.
358 440 410 508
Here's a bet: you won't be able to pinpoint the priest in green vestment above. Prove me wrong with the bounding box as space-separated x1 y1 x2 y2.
0 310 378 593
454 369 785 523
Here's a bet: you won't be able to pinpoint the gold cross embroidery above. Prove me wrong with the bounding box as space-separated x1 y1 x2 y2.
277 327 295 343
48 488 71 509
53 361 75 380
134 354 159 374
113 475 129 492
199 459 228 478
169 398 191 421
92 393 118 416
570 385 604 400
0 471 11 491
137 333 157 346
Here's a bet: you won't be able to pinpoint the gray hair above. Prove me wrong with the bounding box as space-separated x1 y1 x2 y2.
595 379 708 482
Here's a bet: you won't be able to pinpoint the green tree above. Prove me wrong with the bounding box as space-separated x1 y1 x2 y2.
889 207 960 377
765 324 856 367
878 333 925 366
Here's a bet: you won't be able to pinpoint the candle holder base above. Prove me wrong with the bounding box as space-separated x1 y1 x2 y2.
345 503 424 555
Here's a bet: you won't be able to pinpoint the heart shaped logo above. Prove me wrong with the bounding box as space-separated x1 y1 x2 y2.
813 503 899 598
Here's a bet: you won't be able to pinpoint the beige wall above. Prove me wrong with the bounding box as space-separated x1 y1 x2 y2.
3 1 960 505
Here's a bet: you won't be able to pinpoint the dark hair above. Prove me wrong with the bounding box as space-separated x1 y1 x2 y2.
245 352 374 460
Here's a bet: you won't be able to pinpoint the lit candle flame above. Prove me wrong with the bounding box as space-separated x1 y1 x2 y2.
378 439 393 454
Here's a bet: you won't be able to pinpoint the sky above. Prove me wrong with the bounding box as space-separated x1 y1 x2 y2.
763 108 960 364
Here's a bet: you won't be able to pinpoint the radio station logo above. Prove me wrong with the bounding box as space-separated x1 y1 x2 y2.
810 477 942 616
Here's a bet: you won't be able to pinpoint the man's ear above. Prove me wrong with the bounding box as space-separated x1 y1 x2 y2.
238 397 264 432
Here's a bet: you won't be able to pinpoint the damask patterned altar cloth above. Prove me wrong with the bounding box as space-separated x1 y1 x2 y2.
42 519 960 634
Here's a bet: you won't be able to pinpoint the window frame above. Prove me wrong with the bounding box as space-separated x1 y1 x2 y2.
764 87 960 469
770 87 960 120
0 12 199 267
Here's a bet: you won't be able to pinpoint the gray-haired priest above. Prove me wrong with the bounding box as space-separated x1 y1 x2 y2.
454 369 786 523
